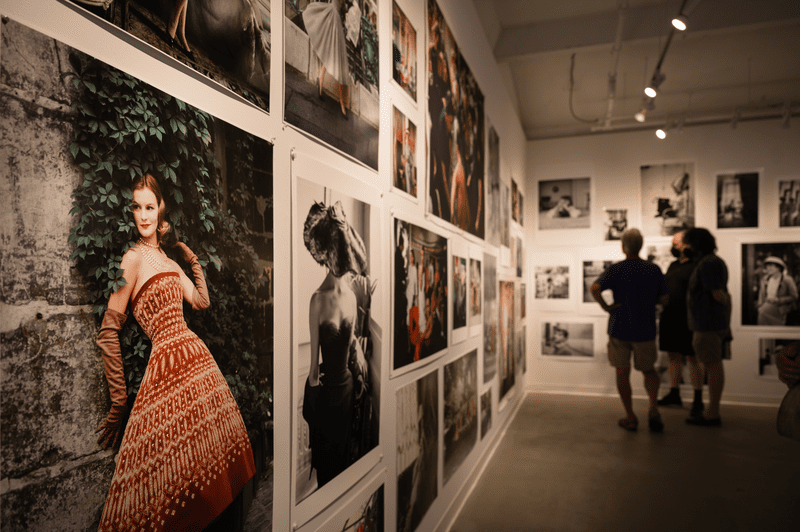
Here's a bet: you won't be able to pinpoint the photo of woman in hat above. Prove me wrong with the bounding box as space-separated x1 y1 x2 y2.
757 256 799 325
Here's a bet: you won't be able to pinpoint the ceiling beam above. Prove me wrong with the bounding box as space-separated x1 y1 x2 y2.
494 0 800 62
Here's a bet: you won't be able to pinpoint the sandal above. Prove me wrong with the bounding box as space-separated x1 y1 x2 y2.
648 413 664 433
618 417 638 431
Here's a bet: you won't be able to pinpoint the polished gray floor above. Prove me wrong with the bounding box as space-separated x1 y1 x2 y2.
450 392 800 532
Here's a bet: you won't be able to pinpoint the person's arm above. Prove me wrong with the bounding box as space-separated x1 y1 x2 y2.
308 293 322 386
776 341 800 388
712 289 732 325
590 282 620 313
174 242 210 310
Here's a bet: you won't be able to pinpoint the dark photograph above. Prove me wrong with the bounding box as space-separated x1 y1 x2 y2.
443 349 478 485
453 255 468 330
469 258 482 327
392 0 417 101
779 179 800 227
758 338 800 378
393 106 418 198
480 389 492 439
742 242 800 326
717 171 759 228
486 124 502 247
499 280 516 400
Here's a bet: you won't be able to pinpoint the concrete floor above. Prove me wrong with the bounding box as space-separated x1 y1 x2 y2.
450 392 800 532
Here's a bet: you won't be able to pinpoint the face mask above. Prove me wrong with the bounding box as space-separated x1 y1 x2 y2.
670 246 681 258
683 248 697 259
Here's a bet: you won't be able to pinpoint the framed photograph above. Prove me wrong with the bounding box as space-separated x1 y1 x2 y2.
427 0 485 239
512 179 520 224
717 171 759 228
644 239 674 274
515 235 524 278
485 123 502 247
531 251 577 311
480 388 492 440
392 0 417 102
779 179 800 227
292 155 382 524
580 259 615 314
285 0 380 169
516 324 527 377
501 182 511 249
452 254 468 332
297 470 385 532
640 162 695 237
66 0 271 112
393 217 449 376
540 320 595 358
469 257 483 329
396 368 438 532
443 349 478 485
520 283 526 319
741 241 800 327
603 208 628 241
537 177 591 230
392 105 418 199
758 338 800 379
482 252 498 384
499 280 516 402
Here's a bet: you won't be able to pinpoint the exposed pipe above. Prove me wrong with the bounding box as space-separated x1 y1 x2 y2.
603 1 628 129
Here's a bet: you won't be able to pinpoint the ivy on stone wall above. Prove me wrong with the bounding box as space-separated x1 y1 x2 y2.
64 52 272 435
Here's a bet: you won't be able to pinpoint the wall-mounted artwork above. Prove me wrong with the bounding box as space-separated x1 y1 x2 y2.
520 283 526 318
469 258 482 327
67 0 271 112
453 255 468 331
485 124 502 247
480 389 492 439
541 321 594 358
741 242 800 327
535 266 569 300
641 163 695 236
501 182 511 247
717 171 759 228
427 0 485 239
582 260 614 304
512 179 520 224
443 349 478 485
392 0 417 102
394 218 449 374
517 324 527 375
292 163 381 524
779 179 800 227
302 475 384 532
538 177 591 230
758 338 800 379
603 208 627 240
515 236 524 278
483 253 498 383
393 106 418 198
499 280 516 400
285 0 380 169
396 369 438 532
644 242 673 275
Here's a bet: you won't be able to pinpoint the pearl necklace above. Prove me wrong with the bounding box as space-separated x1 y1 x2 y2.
138 238 169 272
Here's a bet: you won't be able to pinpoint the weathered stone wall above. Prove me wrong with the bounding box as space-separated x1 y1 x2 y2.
1 18 115 531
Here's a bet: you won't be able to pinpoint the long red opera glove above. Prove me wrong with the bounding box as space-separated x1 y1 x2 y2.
95 308 128 450
175 242 210 310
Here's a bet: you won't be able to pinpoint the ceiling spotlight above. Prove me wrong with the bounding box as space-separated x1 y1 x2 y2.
672 15 688 31
644 71 665 98
635 110 646 122
656 128 667 139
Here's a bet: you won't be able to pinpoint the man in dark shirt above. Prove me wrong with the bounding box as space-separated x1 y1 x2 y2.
683 228 731 426
591 228 669 432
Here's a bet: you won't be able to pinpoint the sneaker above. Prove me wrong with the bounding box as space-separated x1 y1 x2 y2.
657 390 683 407
690 401 704 418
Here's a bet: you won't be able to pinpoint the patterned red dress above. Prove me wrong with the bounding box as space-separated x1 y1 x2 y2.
99 272 255 531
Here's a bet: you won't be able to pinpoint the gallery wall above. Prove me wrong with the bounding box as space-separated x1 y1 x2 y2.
0 1 527 531
525 120 800 405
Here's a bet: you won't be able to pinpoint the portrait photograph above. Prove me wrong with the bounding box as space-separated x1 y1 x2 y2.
480 388 492 440
779 179 800 227
394 218 449 374
443 349 478 485
538 177 591 230
640 162 695 237
717 171 759 228
67 0 271 112
292 169 381 522
393 105 418 198
427 0 485 239
392 0 417 102
469 257 482 328
485 124 502 247
285 0 380 169
483 253 498 383
541 321 594 358
603 208 627 241
741 242 800 327
499 280 516 401
453 255 468 331
2 19 274 530
396 369 438 532
758 338 800 379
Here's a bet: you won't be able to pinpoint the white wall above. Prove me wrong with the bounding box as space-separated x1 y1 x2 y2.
525 120 800 405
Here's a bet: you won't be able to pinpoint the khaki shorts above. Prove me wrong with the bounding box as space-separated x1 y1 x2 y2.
692 330 727 365
607 337 657 372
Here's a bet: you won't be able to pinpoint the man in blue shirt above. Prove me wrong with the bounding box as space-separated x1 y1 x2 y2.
591 228 669 432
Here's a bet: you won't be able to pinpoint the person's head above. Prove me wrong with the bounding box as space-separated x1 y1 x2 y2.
304 201 368 278
670 231 685 258
553 324 568 342
409 249 415 265
682 227 716 257
621 228 643 257
764 256 786 276
132 173 169 245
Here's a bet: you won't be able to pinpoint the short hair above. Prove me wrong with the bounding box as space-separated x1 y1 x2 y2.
621 228 643 256
683 227 716 255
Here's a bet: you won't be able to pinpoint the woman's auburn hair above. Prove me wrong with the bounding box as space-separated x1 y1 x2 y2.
132 173 171 245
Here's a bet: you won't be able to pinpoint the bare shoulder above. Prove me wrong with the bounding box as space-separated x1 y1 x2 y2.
120 245 142 270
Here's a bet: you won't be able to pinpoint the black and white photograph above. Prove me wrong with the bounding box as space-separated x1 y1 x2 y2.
453 255 468 331
717 171 759 228
541 322 594 358
582 260 613 303
515 235 524 278
480 389 492 439
645 242 673 274
293 171 381 520
538 178 591 230
396 370 438 532
535 266 569 300
501 182 511 247
2 19 274 530
394 218 449 373
779 179 800 227
285 0 380 169
741 242 800 327
443 349 478 485
499 280 516 400
483 253 498 383
393 106 418 198
428 0 485 239
469 258 482 327
67 0 271 112
307 477 384 532
512 179 520 224
392 0 417 102
603 208 627 240
486 124 502 247
758 338 800 378
641 163 695 237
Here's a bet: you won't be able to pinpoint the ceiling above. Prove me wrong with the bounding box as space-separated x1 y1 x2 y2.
472 0 800 140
